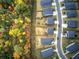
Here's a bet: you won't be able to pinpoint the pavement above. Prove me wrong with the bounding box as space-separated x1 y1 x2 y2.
55 0 67 59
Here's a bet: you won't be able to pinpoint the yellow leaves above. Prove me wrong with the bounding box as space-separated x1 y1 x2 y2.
0 45 2 48
14 17 23 24
5 41 11 46
25 17 31 23
13 52 20 59
4 41 11 47
22 23 28 29
9 28 20 36
9 29 14 36
0 0 31 58
14 19 18 24
9 26 26 37
18 17 23 24
17 33 21 37
15 0 24 4
19 39 23 43
19 20 23 23
22 32 26 35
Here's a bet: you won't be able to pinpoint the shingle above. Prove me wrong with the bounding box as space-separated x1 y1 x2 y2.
47 28 54 35
72 52 79 59
46 17 54 25
67 20 78 28
67 11 77 18
64 0 77 2
64 3 76 10
66 31 76 39
41 0 52 8
41 48 54 58
41 38 54 45
43 8 53 17
66 43 79 53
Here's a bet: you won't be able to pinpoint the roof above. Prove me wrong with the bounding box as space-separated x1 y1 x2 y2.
66 31 76 39
47 28 54 35
64 0 77 2
42 8 53 17
46 17 54 25
64 2 76 10
66 43 79 53
41 0 52 8
41 47 54 58
41 38 54 45
67 20 78 28
72 52 79 59
67 10 77 18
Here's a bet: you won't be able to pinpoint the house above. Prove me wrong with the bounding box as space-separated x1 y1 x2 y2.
41 47 54 58
67 10 77 18
42 8 53 17
47 28 54 35
45 17 54 25
67 20 78 28
66 31 76 39
72 52 79 59
66 43 79 53
41 0 52 8
41 38 54 45
64 0 77 2
64 2 76 10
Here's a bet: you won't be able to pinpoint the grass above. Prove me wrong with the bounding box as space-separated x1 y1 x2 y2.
35 49 59 59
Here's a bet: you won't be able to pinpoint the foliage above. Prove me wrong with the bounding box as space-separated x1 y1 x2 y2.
0 0 31 58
